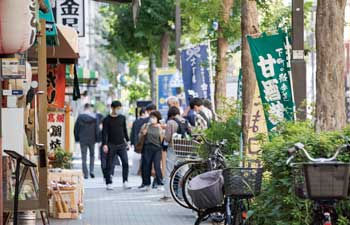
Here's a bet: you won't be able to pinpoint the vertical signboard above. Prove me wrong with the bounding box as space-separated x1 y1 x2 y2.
181 44 212 104
47 112 66 151
248 31 295 132
55 0 85 37
47 64 66 108
156 68 177 120
246 84 268 165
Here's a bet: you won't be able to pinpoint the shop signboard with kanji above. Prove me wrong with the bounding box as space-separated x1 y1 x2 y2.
248 31 295 132
181 44 212 104
47 64 66 108
55 0 85 37
48 112 65 152
156 68 177 120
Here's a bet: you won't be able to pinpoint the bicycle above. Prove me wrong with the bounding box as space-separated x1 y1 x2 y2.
169 136 201 209
182 135 227 211
286 142 350 225
223 164 263 225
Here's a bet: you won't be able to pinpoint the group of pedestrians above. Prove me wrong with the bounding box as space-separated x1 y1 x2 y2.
74 97 214 195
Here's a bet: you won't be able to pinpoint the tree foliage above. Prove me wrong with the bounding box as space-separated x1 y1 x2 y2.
100 0 175 62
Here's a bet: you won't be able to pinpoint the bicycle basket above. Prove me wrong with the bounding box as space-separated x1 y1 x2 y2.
223 167 263 198
303 162 350 200
172 135 199 159
187 170 224 209
291 165 308 199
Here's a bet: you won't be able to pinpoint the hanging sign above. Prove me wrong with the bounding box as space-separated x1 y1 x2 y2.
247 31 295 132
47 112 66 151
181 44 212 105
47 64 66 108
39 0 58 45
55 0 85 37
156 68 177 120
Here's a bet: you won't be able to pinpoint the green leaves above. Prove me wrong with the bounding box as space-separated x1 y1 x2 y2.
251 121 350 224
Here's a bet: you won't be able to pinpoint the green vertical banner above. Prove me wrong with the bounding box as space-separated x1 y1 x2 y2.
247 31 295 132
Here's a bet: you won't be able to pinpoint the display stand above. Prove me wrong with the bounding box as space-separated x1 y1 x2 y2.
3 150 49 225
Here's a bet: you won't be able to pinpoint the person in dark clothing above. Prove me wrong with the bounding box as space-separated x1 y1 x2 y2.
130 108 148 146
139 111 164 191
74 103 99 179
133 103 157 189
102 100 131 190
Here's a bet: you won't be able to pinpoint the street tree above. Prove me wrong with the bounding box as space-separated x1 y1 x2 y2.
315 0 347 131
100 0 175 100
241 0 259 151
181 0 241 110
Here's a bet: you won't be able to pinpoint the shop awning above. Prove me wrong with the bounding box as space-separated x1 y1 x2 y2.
66 65 99 86
47 25 79 63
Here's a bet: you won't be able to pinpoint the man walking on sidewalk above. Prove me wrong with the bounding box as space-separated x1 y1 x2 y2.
74 103 99 179
102 101 131 190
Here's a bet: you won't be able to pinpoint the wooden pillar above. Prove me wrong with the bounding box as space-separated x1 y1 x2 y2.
37 19 48 209
0 59 3 225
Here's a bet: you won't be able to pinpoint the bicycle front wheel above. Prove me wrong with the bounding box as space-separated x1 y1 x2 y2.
169 160 198 209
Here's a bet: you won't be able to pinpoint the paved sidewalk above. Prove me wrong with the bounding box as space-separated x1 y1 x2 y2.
46 167 211 225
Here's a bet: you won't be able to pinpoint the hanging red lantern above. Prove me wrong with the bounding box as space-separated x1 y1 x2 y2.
0 0 37 54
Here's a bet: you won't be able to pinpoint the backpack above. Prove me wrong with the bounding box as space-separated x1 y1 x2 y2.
173 118 191 138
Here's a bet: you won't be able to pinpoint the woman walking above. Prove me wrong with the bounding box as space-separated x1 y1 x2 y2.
139 111 164 190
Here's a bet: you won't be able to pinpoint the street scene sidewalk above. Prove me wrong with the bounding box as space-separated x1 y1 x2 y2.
48 166 208 225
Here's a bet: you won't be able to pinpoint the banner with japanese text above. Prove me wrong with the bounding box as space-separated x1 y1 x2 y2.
47 64 66 108
181 44 211 105
54 0 85 37
156 68 177 120
48 112 66 152
247 31 295 132
246 83 268 164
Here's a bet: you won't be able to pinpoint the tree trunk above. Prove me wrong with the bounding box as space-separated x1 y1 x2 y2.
215 30 229 111
160 32 170 68
149 55 157 103
214 0 234 111
241 0 259 149
315 0 347 131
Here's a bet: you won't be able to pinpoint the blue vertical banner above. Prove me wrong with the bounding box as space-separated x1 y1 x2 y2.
157 68 178 120
181 44 212 104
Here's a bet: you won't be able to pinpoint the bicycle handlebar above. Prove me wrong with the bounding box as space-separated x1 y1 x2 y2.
286 142 350 165
191 134 227 148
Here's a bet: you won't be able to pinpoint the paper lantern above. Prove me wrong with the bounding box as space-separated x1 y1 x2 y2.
0 0 36 54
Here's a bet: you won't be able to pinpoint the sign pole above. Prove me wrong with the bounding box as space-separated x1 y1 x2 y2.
291 0 307 119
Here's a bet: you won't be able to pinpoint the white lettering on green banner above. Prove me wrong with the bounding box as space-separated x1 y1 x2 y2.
247 31 295 132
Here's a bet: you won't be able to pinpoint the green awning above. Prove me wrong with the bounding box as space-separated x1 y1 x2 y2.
66 65 99 82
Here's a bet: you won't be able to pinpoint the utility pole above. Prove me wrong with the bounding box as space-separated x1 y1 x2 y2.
291 0 307 119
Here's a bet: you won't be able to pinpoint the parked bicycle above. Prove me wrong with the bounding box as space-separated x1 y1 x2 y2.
286 142 350 225
222 164 263 225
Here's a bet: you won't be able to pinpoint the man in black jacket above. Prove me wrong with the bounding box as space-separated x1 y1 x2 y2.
74 103 99 179
102 101 131 190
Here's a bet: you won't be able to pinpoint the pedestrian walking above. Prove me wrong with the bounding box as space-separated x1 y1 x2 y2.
102 101 131 190
161 106 190 201
139 111 164 191
74 103 99 179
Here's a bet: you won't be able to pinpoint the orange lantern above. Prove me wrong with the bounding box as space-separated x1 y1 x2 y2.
0 0 36 54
